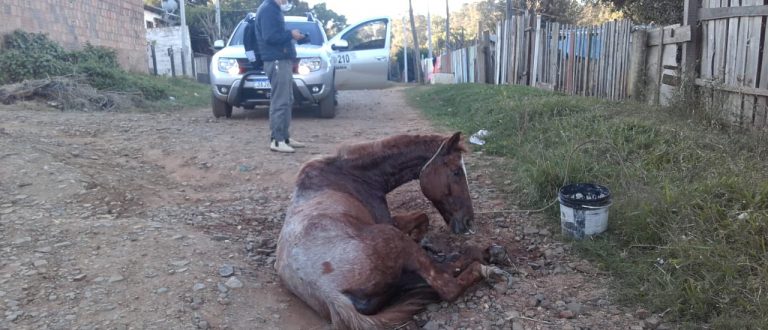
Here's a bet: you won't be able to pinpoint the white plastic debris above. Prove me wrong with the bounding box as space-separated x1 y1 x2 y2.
469 129 490 145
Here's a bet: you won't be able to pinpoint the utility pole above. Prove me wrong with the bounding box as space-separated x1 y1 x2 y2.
408 0 422 83
179 0 188 76
402 16 408 83
215 0 221 40
427 0 432 60
445 0 450 51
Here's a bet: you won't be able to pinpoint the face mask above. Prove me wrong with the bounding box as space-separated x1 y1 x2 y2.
280 2 293 12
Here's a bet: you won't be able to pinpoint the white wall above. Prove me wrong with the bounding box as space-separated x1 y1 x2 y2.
146 26 193 77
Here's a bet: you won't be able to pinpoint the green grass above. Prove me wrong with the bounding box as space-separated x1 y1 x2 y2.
408 84 768 327
134 75 211 111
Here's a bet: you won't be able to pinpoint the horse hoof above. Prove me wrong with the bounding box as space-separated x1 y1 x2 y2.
488 244 510 265
480 265 513 286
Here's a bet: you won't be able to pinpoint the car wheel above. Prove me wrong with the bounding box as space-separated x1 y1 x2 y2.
318 88 336 119
212 93 233 118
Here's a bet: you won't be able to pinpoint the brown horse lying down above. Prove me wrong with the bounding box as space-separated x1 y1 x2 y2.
275 133 504 329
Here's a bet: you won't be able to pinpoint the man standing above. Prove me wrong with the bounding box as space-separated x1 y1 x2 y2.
255 0 306 153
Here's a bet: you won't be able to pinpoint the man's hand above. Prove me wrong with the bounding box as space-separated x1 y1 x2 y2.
245 50 257 63
291 29 305 41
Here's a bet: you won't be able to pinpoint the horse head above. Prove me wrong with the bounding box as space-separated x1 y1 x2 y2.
419 132 475 234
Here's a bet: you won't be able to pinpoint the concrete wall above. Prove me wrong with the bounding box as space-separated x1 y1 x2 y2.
0 0 147 72
146 26 193 77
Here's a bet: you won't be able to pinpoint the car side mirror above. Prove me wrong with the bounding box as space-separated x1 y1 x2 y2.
331 39 349 51
213 40 225 50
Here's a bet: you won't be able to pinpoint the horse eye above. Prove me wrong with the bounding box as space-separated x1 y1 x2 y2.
453 169 462 177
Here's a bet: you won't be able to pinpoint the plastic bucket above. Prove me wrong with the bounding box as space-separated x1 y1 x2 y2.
558 183 612 239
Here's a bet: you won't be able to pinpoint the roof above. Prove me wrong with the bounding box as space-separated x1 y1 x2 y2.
144 5 165 15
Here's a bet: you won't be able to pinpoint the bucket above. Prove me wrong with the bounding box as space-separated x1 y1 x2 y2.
558 183 612 239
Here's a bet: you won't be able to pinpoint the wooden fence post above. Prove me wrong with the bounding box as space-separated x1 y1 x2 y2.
682 0 701 93
531 15 542 86
482 31 492 84
628 29 648 101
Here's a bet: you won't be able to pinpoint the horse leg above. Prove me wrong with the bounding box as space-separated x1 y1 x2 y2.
392 212 430 242
402 241 491 302
436 245 489 276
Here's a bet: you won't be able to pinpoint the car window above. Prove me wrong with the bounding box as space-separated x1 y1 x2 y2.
229 21 324 46
340 19 387 51
287 22 324 46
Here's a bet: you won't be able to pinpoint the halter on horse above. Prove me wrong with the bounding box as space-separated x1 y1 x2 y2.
275 133 504 329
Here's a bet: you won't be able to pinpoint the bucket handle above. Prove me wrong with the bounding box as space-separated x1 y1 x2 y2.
581 202 613 209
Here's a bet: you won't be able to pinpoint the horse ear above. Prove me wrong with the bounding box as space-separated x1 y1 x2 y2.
442 132 462 155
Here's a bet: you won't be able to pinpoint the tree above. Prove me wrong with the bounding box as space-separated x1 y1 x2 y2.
576 1 623 26
600 0 682 25
520 0 582 24
311 3 348 38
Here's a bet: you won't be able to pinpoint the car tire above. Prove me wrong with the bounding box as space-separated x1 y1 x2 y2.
318 88 336 119
212 93 233 118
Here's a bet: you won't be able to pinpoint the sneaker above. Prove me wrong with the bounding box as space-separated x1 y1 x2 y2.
270 140 295 153
285 138 305 148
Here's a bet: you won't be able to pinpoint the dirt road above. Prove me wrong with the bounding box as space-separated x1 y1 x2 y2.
0 88 656 330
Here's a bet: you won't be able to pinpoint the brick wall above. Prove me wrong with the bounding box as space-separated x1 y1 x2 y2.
0 0 147 72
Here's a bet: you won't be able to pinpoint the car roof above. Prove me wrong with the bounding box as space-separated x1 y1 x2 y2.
285 16 316 23
242 14 316 24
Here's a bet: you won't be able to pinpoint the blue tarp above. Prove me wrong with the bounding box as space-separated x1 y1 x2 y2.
551 30 602 59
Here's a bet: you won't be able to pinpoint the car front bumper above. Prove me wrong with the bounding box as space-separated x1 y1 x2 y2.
211 68 333 109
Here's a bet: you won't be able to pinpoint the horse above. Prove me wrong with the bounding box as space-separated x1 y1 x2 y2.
275 132 505 329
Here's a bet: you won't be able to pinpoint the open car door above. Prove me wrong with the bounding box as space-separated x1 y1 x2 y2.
328 17 392 90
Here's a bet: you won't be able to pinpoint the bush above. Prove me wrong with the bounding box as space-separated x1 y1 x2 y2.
1 30 170 101
70 43 120 67
0 49 71 83
0 30 72 83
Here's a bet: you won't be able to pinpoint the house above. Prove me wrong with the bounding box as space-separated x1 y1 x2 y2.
144 5 169 29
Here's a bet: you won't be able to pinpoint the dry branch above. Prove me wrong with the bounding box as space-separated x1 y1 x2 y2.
0 75 132 111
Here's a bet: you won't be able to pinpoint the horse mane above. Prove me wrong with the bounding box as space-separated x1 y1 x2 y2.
334 134 466 169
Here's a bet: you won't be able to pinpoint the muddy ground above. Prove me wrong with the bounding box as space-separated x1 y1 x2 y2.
0 88 665 330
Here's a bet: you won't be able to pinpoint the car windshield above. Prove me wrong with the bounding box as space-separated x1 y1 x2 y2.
229 21 324 46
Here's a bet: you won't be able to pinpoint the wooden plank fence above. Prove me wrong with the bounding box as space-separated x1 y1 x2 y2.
423 1 768 129
427 15 637 102
696 0 768 128
492 13 637 101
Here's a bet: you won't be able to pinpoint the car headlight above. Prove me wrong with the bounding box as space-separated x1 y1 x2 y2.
217 58 240 75
297 57 322 75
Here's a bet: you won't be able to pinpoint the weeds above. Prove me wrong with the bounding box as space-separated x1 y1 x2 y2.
0 30 209 110
408 84 768 327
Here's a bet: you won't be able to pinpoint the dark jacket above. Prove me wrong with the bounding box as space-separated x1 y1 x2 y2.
255 0 296 61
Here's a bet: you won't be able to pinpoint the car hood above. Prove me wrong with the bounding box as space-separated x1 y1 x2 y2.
296 44 325 58
214 45 245 59
215 44 326 59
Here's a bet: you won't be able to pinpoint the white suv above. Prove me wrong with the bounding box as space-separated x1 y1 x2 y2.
210 14 392 118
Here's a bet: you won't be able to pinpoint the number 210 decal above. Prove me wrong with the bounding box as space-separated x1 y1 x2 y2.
336 54 350 64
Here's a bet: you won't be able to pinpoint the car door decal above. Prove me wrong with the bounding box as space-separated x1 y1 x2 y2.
337 54 350 65
333 53 355 71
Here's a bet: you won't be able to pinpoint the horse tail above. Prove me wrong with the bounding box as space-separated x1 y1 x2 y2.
328 288 439 330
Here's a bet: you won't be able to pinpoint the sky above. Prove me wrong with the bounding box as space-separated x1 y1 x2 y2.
304 0 482 23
